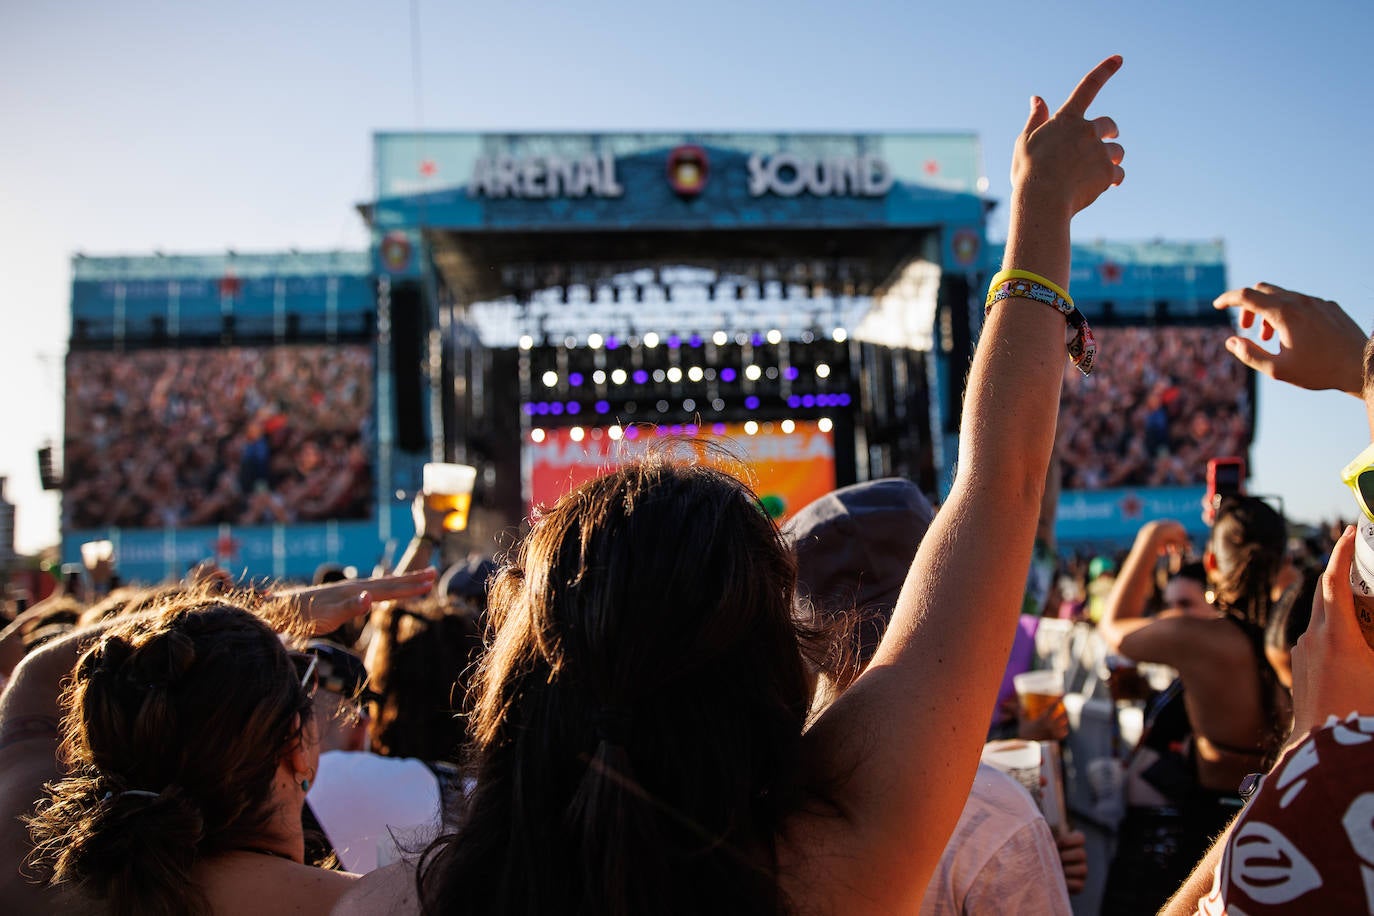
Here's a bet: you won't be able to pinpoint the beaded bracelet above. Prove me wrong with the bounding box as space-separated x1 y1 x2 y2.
985 270 1097 376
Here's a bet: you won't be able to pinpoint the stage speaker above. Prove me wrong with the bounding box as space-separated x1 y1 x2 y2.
938 274 972 434
390 282 429 453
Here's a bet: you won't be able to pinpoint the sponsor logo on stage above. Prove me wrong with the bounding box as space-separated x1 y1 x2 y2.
747 152 893 198
467 153 624 199
380 231 413 272
666 145 709 197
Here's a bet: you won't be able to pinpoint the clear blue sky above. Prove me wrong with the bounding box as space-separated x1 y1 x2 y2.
3 0 1372 552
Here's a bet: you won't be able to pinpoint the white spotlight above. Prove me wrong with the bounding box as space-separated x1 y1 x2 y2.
643 332 660 349
587 333 604 349
744 421 759 435
608 425 624 441
542 370 559 387
815 363 831 379
666 367 683 383
766 329 782 345
712 331 729 346
832 327 848 343
687 366 704 382
818 417 833 433
593 370 607 384
781 419 796 433
744 365 763 381
570 427 585 442
611 369 628 385
518 335 535 350
531 428 547 443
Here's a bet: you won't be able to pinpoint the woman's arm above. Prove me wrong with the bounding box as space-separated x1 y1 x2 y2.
1099 519 1190 657
794 56 1125 911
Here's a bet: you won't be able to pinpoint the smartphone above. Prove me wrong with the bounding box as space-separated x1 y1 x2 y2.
1204 456 1246 524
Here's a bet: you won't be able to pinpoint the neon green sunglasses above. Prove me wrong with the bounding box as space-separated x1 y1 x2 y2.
1340 440 1374 523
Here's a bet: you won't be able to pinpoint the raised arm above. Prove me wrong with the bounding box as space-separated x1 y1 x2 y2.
1212 284 1366 400
1099 519 1191 658
795 56 1125 911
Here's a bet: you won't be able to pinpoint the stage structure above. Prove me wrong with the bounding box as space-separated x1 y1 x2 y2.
59 134 1247 582
366 132 992 547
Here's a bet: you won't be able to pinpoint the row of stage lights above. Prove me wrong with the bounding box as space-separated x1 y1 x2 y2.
522 392 853 417
528 417 835 444
538 362 830 388
518 327 850 351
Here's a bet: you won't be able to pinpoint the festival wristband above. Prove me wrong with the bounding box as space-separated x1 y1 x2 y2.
987 269 1074 308
986 278 1098 376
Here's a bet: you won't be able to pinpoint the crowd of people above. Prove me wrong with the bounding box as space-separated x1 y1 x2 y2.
63 345 373 530
4 55 1374 916
1057 325 1252 491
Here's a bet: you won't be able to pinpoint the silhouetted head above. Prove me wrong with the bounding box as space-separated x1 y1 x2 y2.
1207 496 1287 630
419 455 818 915
27 594 314 916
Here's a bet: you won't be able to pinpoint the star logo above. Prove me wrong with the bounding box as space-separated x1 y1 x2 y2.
923 159 940 175
217 275 242 298
1119 494 1143 519
1099 261 1123 284
419 159 437 177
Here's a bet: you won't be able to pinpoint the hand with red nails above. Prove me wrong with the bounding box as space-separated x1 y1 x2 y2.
1012 55 1126 219
1290 525 1374 742
1211 283 1366 397
276 566 438 635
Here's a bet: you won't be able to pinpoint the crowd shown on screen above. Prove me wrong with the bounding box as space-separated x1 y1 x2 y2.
63 346 373 530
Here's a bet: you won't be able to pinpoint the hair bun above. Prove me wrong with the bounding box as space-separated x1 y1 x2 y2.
124 629 198 689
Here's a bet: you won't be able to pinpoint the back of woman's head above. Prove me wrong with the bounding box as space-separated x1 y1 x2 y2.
419 457 812 916
367 599 482 763
26 594 312 916
1209 496 1288 629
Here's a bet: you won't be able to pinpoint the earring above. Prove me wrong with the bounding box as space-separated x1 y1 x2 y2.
300 766 316 793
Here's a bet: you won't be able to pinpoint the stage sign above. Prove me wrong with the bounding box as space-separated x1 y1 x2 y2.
371 133 988 252
524 421 836 522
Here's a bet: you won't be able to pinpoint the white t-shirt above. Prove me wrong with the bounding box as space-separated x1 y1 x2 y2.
309 750 444 874
920 763 1071 915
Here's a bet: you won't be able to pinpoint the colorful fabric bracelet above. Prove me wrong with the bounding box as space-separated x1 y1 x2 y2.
985 271 1097 376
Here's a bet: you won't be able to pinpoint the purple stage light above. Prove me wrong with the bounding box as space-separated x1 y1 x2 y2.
667 334 681 349
633 370 649 385
783 366 800 381
605 335 619 350
625 426 640 440
712 423 727 435
523 403 536 415
745 396 760 410
595 400 610 414
751 333 765 347
688 333 702 348
685 424 699 435
655 425 667 436
838 393 852 406
669 424 683 435
720 367 737 383
535 402 551 415
787 395 802 409
568 372 584 387
817 394 831 407
801 395 816 408
566 402 581 414
550 402 565 415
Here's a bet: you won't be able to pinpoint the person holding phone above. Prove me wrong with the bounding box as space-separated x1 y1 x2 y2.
1099 501 1293 916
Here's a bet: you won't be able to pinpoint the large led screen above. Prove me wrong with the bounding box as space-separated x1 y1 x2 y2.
65 345 374 529
1055 325 1252 490
525 420 836 522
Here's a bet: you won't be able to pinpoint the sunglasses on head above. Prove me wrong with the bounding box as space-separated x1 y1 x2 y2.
288 651 319 696
1341 441 1374 523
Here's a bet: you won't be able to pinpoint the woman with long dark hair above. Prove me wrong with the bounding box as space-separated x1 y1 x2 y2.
338 56 1128 916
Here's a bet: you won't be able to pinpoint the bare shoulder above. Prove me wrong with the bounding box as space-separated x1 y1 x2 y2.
200 857 357 916
332 861 420 916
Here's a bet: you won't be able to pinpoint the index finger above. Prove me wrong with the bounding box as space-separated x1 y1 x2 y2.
1212 286 1284 320
363 567 438 597
1057 55 1123 118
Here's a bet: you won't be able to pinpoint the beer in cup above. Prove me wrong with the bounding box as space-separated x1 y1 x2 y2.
423 463 477 533
1013 669 1065 723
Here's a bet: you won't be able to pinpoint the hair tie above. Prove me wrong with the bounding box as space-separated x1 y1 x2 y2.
592 706 633 746
102 789 162 802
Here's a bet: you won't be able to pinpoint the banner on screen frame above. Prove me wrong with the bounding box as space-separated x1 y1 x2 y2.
524 422 836 522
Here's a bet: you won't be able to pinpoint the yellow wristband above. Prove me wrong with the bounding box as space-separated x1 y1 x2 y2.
987 269 1073 308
